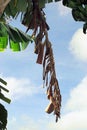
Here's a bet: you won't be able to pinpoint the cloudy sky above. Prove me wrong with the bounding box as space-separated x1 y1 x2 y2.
0 1 87 130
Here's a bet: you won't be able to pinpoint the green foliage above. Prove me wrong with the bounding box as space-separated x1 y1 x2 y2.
0 93 11 104
1 0 87 51
0 22 32 51
0 79 10 130
0 78 7 86
4 0 28 18
63 0 87 33
0 78 11 104
0 103 7 130
0 0 61 52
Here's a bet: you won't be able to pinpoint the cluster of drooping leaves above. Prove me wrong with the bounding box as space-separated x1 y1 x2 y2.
43 34 61 122
21 0 61 122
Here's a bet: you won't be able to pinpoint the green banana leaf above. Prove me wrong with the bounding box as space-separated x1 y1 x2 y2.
0 93 11 104
0 85 9 93
0 22 32 51
0 78 11 104
10 40 21 51
0 78 7 86
0 37 8 51
16 0 28 12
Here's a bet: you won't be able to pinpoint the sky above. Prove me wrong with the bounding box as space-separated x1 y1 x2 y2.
0 1 87 130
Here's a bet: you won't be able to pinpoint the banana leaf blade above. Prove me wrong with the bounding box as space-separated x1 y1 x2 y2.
0 78 7 86
0 22 32 51
0 93 11 104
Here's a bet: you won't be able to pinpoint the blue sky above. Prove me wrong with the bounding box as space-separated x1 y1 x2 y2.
0 1 87 130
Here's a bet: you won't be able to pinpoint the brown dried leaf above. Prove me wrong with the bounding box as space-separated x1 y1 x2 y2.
36 42 44 64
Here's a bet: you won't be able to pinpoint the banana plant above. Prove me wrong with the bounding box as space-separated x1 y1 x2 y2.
1 0 87 123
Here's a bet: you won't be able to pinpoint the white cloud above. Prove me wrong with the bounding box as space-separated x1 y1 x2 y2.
66 76 87 111
48 110 87 130
8 115 48 130
8 110 87 130
69 28 87 62
1 77 43 101
57 1 71 16
12 119 37 130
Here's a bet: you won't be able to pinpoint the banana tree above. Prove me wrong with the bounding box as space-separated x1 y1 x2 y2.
0 0 62 122
0 0 87 123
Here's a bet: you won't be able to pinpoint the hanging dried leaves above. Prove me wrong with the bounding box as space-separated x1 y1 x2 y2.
24 0 61 122
43 33 61 122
